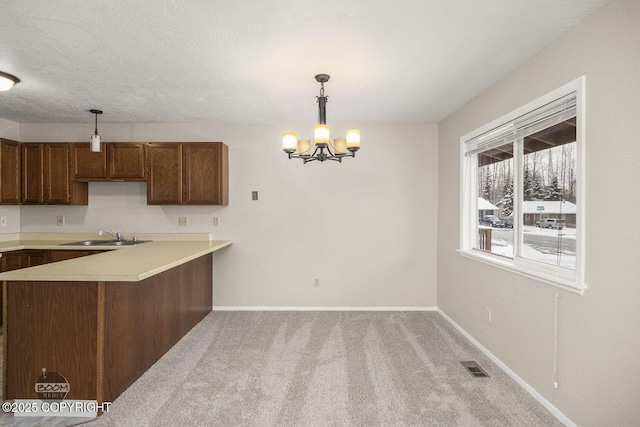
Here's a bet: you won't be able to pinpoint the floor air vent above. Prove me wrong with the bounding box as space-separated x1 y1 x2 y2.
461 361 489 378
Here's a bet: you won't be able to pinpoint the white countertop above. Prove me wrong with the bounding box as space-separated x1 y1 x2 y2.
0 234 232 282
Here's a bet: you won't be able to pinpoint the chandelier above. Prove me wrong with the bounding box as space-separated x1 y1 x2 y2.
282 74 360 163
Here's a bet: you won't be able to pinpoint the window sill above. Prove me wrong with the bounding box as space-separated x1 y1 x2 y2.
457 249 586 295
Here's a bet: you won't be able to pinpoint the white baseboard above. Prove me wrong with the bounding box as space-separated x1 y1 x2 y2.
212 306 438 312
437 309 575 427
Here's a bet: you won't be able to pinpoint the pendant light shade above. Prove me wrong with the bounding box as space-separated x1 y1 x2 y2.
91 133 101 152
90 109 103 152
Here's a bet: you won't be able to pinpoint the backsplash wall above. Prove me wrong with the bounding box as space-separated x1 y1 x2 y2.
18 181 226 236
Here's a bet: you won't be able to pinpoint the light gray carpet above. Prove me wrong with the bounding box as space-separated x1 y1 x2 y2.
82 311 562 427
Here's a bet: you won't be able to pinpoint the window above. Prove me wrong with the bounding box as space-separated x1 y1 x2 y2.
460 77 585 293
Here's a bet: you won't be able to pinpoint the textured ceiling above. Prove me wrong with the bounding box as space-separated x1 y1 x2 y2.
0 0 609 125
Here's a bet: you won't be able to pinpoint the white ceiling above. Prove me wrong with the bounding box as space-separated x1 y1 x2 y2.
0 0 609 125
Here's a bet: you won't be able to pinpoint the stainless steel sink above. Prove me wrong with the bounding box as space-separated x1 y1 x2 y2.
60 240 150 246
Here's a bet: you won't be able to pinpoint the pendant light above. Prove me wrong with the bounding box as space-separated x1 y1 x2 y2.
90 109 103 152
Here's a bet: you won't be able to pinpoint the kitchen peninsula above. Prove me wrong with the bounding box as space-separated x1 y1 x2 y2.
0 234 231 407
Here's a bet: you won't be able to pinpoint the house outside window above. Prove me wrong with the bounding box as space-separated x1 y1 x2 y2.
459 77 585 293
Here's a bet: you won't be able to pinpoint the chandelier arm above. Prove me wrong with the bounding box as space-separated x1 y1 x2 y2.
289 150 355 162
337 152 356 158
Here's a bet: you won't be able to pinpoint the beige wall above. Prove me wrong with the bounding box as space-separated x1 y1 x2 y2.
437 0 640 425
0 118 19 140
0 118 21 233
15 122 439 308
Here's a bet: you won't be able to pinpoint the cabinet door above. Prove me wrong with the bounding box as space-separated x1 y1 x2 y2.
44 143 71 204
183 142 228 205
1 250 25 272
50 250 101 263
22 143 44 204
0 139 22 204
71 143 107 180
147 143 183 204
24 250 51 267
109 143 146 180
24 143 87 205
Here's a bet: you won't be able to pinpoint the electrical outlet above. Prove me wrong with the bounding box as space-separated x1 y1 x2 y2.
178 216 188 226
0 217 6 226
314 278 319 287
486 308 492 323
56 215 65 226
213 217 220 226
252 191 259 201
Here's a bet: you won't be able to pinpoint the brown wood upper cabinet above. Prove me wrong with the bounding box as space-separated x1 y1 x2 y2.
71 142 146 181
147 142 228 205
0 139 21 204
22 143 88 205
146 143 183 204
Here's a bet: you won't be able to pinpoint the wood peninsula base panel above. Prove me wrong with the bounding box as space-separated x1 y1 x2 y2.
103 253 212 400
3 253 212 403
3 281 99 400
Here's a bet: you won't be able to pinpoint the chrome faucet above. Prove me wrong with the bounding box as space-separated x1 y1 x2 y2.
99 229 122 241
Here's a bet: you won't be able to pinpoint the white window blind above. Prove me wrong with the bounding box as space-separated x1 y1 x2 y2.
464 92 576 156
